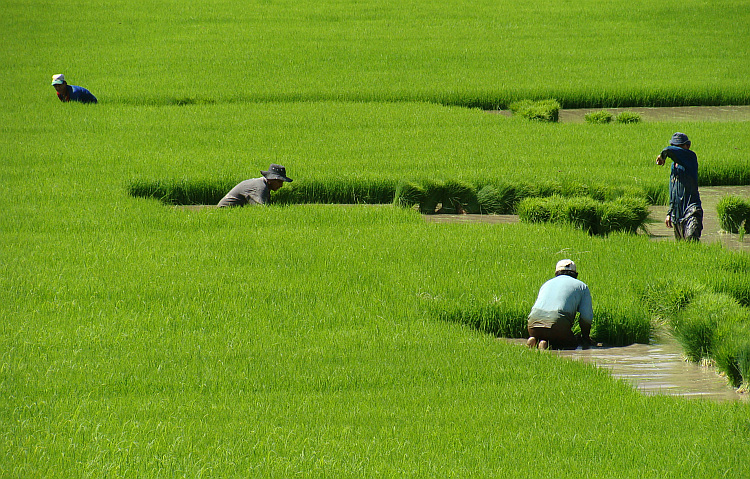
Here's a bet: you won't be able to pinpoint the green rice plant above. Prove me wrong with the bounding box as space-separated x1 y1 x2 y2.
716 195 750 233
641 182 669 206
563 196 600 234
270 179 396 204
441 180 480 214
518 195 650 235
393 181 426 208
127 178 236 205
584 110 614 124
477 185 508 214
642 280 706 329
435 302 528 338
672 292 746 363
591 305 652 346
419 179 448 214
517 196 553 223
599 196 650 234
508 99 560 122
615 111 642 123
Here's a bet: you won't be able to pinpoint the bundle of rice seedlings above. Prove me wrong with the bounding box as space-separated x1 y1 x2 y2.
716 195 750 233
442 180 480 214
563 196 600 234
508 99 560 122
477 184 518 214
584 110 614 124
615 111 642 123
517 197 553 223
600 196 650 234
393 181 426 208
420 180 448 214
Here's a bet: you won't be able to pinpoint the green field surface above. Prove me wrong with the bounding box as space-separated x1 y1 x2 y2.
3 0 750 477
5 0 750 107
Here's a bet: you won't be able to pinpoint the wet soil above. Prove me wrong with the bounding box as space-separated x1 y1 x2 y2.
504 337 747 402
423 185 750 252
492 105 750 123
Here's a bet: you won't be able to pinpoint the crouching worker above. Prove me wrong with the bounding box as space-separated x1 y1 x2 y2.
527 259 594 350
217 164 292 207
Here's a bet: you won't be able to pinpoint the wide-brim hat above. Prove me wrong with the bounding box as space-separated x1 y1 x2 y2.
669 132 690 146
261 164 293 182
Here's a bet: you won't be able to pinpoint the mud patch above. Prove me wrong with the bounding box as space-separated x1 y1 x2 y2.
424 186 750 252
492 105 750 123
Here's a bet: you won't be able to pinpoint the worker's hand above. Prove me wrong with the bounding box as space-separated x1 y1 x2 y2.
665 215 672 228
656 155 665 166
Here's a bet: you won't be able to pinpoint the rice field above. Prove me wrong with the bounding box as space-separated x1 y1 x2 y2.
3 0 750 477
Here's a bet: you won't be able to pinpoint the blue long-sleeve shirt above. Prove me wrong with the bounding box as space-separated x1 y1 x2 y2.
660 145 701 221
58 85 98 103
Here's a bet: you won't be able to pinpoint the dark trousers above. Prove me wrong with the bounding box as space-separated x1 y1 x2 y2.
528 323 579 350
674 206 703 241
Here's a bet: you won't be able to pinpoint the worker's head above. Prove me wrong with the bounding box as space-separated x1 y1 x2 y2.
261 164 293 191
51 74 67 94
554 259 578 278
669 132 691 150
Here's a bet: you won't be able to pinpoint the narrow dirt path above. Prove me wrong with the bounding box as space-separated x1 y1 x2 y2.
491 105 750 123
423 186 750 252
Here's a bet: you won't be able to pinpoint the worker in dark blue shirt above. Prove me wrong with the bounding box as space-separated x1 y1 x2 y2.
656 132 702 241
51 74 97 104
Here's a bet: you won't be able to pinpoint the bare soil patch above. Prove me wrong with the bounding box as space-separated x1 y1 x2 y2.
424 185 750 252
492 105 750 123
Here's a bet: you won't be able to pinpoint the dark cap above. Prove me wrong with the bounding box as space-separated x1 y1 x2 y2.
670 132 690 146
261 164 293 182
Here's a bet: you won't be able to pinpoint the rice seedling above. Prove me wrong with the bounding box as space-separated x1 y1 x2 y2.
508 99 561 122
615 111 642 124
585 110 614 124
517 195 650 235
716 195 750 233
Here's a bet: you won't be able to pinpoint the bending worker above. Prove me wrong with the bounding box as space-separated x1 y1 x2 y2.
527 259 594 350
51 74 97 104
217 164 292 207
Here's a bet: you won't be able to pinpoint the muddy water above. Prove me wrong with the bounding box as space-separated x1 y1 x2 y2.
503 337 747 402
553 339 747 402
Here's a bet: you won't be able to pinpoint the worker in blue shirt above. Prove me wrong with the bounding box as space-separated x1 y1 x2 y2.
527 259 594 350
51 74 97 104
656 132 702 241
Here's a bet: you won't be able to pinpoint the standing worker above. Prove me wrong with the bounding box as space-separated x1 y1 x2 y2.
217 164 292 207
51 74 97 104
527 259 594 350
656 132 703 241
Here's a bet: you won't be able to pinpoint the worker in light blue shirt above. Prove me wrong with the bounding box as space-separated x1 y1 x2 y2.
656 132 702 241
527 259 594 350
51 74 97 104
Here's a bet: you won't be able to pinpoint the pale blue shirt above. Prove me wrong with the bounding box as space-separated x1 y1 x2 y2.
528 274 593 328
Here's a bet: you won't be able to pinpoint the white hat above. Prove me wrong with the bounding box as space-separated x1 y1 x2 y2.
555 259 577 274
51 74 65 85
